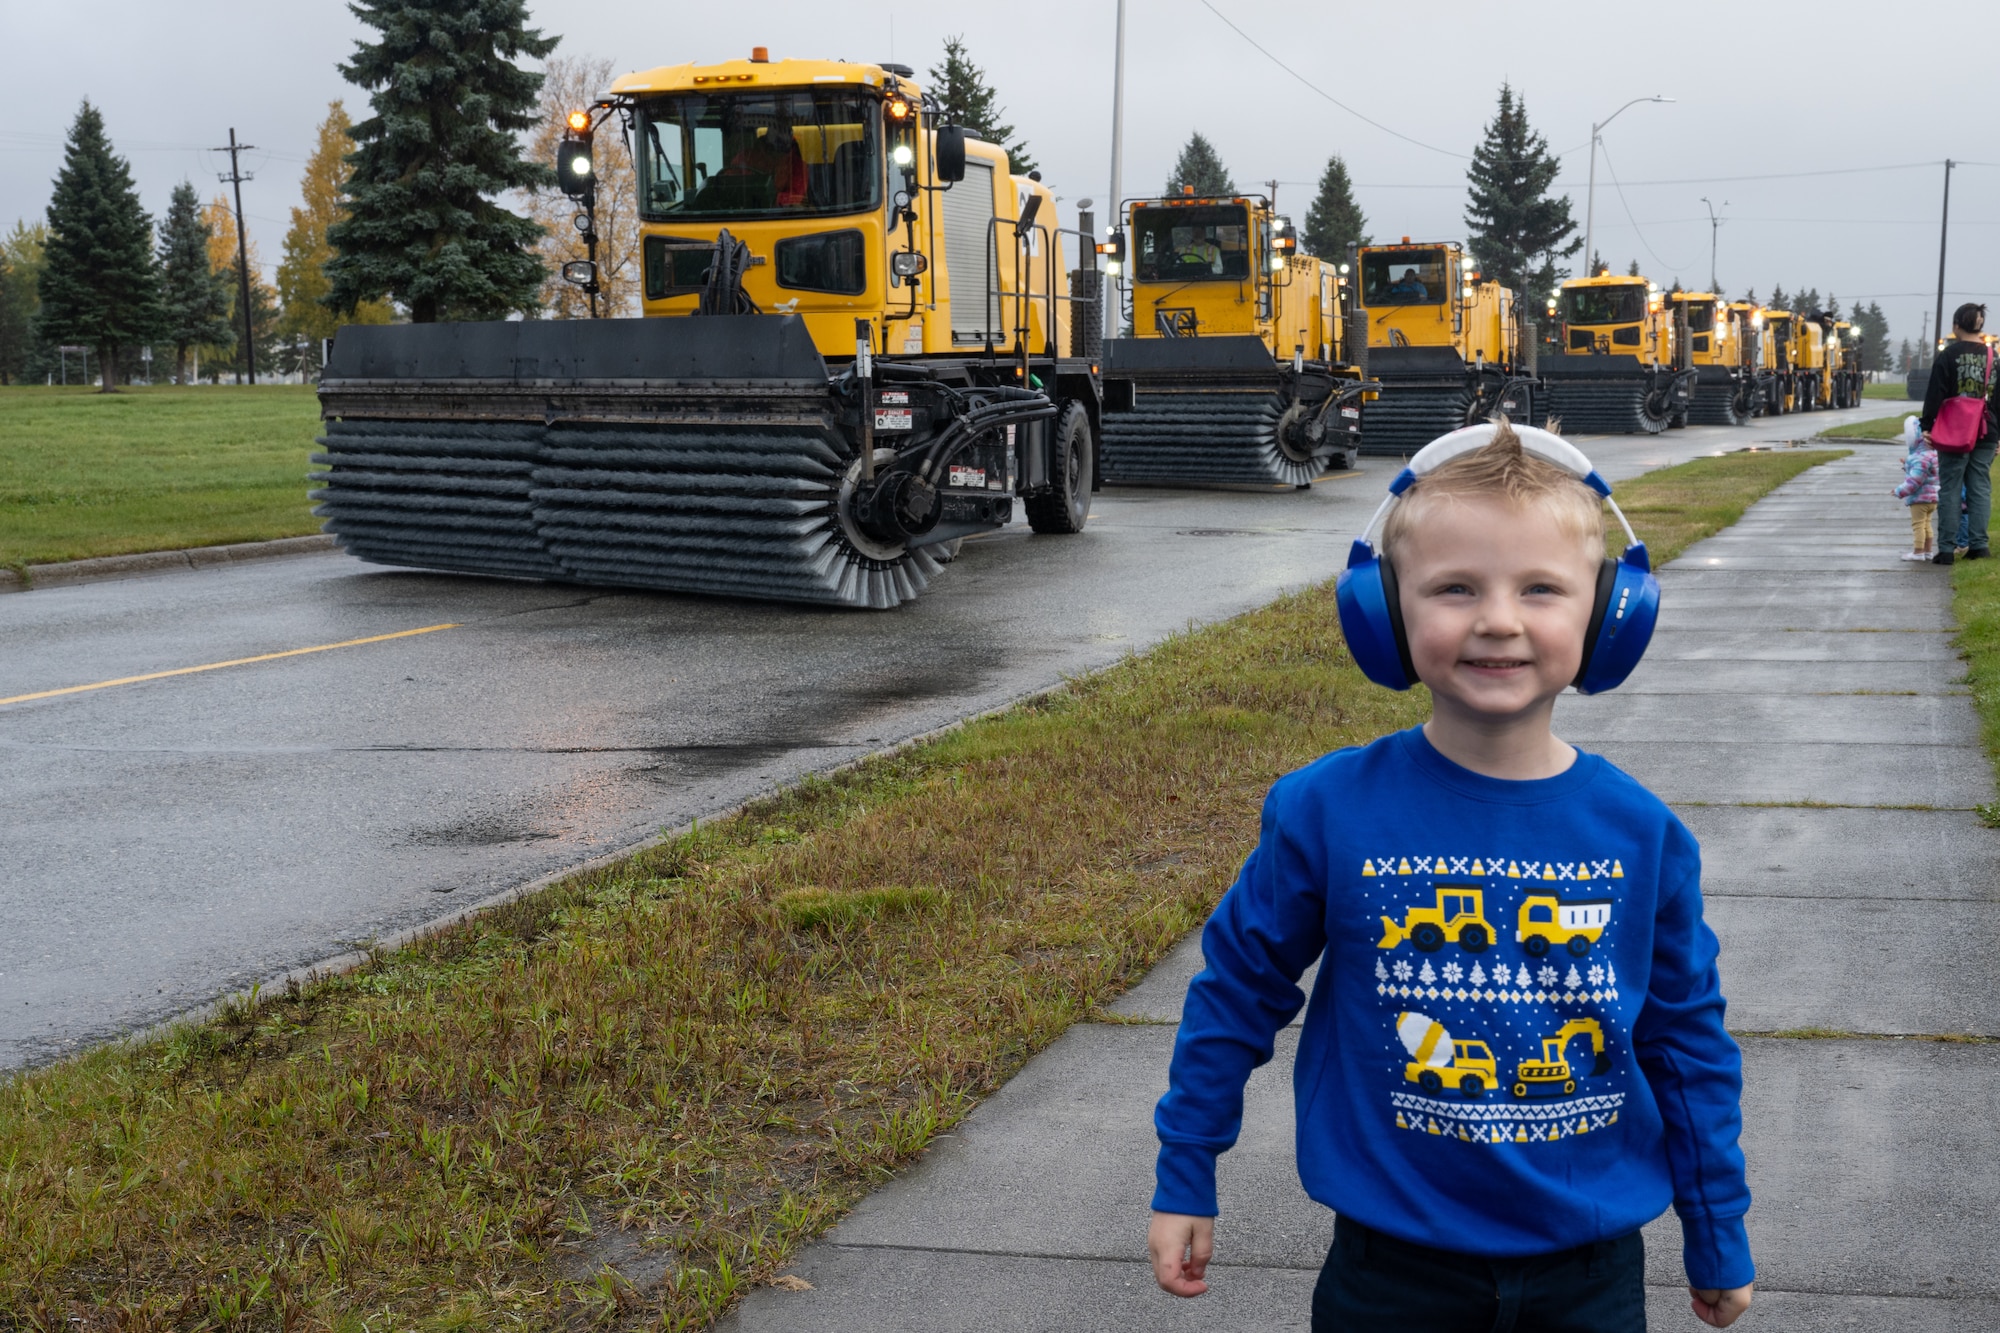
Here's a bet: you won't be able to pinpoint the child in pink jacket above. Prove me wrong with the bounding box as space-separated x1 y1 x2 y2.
1896 420 1941 561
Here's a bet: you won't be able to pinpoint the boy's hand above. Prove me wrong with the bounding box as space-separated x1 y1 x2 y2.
1689 1283 1752 1327
1148 1211 1214 1297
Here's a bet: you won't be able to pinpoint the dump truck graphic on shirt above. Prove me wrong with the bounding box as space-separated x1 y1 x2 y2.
1368 853 1628 1144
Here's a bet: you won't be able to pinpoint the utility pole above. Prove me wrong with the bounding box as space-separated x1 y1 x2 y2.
1700 196 1727 293
215 128 258 385
1104 0 1126 343
1933 159 1954 354
1267 178 1280 213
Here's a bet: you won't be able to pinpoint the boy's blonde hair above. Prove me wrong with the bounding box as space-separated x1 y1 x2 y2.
1381 418 1606 561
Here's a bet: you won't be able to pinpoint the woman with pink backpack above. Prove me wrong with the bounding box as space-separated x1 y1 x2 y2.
1920 302 2000 565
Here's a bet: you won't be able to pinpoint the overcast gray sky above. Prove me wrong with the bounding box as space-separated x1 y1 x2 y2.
7 0 1996 355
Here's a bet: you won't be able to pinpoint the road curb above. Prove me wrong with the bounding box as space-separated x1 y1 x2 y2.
0 534 336 594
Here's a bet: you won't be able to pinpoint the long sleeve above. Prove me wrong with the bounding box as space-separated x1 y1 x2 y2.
1630 830 1754 1291
1920 349 1953 434
1152 780 1329 1216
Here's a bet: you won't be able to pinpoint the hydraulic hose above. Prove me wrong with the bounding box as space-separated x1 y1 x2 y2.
698 229 762 316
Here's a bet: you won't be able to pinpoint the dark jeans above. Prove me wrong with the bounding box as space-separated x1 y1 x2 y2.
1937 440 1996 552
1311 1215 1646 1333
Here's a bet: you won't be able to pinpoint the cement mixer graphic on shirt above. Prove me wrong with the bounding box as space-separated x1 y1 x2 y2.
1396 1011 1499 1099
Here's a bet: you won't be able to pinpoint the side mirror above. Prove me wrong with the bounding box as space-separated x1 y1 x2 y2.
557 138 594 198
1014 191 1042 237
935 125 966 183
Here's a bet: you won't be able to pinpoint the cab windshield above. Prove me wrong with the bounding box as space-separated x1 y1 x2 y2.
634 89 880 219
1682 299 1716 333
1362 249 1447 306
1132 205 1253 282
1564 284 1646 324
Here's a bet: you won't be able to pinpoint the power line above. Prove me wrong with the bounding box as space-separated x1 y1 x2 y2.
1597 143 1694 273
1199 1 1590 166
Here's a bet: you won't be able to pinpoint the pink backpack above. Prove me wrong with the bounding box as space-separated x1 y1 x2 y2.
1932 344 1994 452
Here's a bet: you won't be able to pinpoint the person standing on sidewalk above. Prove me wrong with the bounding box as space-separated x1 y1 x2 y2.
1895 422 1941 561
1147 423 1753 1330
1918 303 2000 565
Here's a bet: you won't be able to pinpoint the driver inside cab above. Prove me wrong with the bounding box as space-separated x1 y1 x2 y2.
722 120 807 207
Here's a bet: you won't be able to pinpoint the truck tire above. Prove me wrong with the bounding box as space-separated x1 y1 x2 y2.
1457 924 1489 953
1419 1070 1443 1093
1511 1081 1529 1099
1025 401 1093 535
1563 1079 1576 1095
1523 934 1550 958
1460 1075 1485 1100
1567 935 1592 957
1411 922 1445 952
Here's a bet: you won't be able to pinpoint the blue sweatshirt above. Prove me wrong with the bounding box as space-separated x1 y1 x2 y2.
1152 726 1754 1291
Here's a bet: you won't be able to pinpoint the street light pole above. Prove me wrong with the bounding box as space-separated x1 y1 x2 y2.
1104 0 1126 343
1700 196 1728 293
1582 95 1673 281
1934 159 1954 353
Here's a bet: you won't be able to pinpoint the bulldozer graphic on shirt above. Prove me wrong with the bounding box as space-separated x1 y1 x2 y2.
1378 886 1496 953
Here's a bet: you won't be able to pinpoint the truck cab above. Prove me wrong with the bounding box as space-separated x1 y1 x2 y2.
1120 191 1342 362
1556 275 1671 367
1359 240 1515 365
618 55 1069 361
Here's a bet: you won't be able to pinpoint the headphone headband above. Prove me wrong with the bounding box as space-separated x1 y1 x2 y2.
1360 421 1638 550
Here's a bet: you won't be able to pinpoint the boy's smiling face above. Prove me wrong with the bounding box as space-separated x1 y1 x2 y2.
1395 494 1601 722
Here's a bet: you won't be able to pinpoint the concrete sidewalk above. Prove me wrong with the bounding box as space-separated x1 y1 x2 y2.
723 444 1999 1331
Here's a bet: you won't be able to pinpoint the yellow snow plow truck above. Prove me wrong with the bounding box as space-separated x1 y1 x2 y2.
1515 895 1612 957
313 51 1102 609
1543 272 1695 433
1096 190 1373 486
1357 240 1540 456
1669 291 1760 426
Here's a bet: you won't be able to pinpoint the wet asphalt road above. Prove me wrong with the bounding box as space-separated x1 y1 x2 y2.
0 402 1904 1068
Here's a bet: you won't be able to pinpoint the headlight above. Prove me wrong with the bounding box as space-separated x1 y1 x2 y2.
892 143 914 168
889 251 929 278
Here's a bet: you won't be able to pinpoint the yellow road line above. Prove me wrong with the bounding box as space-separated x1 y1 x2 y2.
0 624 460 708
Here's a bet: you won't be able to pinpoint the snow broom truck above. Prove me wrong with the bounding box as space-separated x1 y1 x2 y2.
1355 240 1540 457
1094 191 1373 487
1669 290 1760 426
1541 272 1695 434
312 51 1101 609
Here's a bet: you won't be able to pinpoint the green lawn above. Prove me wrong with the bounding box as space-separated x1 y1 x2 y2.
1864 380 1916 400
0 449 1847 1330
1819 412 1914 441
0 385 323 569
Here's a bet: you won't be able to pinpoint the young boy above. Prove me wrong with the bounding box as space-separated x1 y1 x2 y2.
1147 423 1753 1330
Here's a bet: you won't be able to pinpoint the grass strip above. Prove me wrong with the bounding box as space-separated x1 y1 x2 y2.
1948 555 2000 827
1862 382 1915 401
0 385 323 567
0 449 1843 1331
1817 413 1908 441
1606 448 1846 563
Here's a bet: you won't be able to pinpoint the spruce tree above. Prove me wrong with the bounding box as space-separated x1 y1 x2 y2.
1301 153 1367 258
928 37 1037 175
1626 259 1641 277
1768 283 1788 312
157 182 233 384
1165 132 1234 197
1588 250 1605 278
38 102 161 391
1463 84 1577 303
326 0 556 323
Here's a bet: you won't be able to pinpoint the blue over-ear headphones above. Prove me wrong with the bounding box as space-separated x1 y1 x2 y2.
1334 423 1660 696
